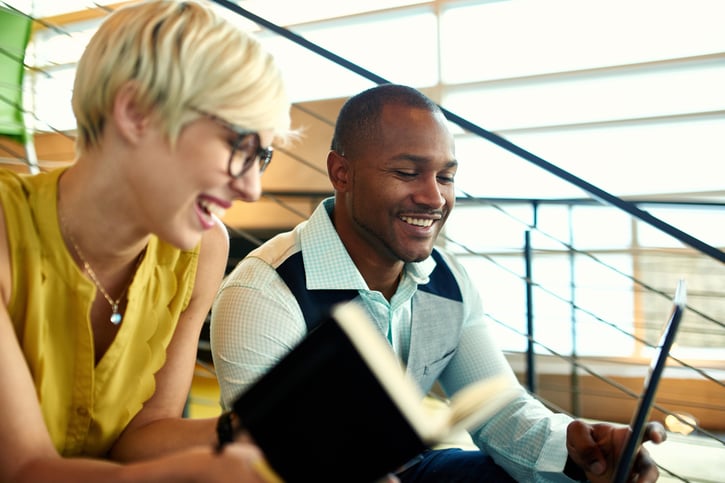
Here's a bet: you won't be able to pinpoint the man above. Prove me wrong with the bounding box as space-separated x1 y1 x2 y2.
210 84 665 482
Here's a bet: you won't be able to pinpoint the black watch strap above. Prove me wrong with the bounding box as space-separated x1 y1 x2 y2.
563 455 589 482
215 411 236 452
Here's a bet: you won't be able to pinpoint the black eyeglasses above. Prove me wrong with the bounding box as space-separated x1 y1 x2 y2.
194 109 273 177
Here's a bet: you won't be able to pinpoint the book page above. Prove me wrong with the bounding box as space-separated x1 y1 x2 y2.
332 303 436 439
332 302 523 444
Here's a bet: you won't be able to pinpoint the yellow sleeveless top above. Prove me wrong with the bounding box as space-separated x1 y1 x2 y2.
0 167 200 457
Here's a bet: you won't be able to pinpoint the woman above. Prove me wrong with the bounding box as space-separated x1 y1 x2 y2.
0 1 292 481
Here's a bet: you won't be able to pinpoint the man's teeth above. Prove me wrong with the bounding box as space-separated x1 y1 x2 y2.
402 216 433 227
199 199 227 219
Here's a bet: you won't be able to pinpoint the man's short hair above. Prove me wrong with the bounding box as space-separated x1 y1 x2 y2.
330 84 442 158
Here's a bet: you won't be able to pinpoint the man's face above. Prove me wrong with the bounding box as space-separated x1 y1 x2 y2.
345 103 457 264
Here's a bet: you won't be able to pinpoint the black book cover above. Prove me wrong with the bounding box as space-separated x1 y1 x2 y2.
232 310 427 483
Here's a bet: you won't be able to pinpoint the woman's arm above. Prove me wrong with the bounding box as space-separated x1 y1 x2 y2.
0 208 268 482
110 218 230 460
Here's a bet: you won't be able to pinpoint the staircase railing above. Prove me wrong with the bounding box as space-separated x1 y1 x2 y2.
13 3 725 481
210 0 725 265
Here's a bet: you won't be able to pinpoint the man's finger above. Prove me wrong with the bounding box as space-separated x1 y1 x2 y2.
642 422 667 445
631 444 660 483
567 421 606 475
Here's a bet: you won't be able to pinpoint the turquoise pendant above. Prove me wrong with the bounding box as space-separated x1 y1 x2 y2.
110 304 122 325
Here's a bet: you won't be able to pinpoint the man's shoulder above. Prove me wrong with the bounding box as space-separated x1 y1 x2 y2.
425 246 460 278
248 229 300 267
220 223 300 285
425 246 480 301
431 246 468 276
242 202 333 271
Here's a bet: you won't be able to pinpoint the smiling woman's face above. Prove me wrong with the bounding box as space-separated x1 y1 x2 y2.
125 112 272 251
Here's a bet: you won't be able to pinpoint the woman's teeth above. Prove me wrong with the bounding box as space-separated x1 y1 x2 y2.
199 199 227 219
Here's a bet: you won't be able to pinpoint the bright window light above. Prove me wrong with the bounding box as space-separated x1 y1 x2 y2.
259 8 438 102
637 206 725 247
452 118 725 199
228 0 428 26
440 0 725 83
442 58 725 131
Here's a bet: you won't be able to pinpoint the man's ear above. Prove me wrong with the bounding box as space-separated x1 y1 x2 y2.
327 150 351 192
112 81 149 145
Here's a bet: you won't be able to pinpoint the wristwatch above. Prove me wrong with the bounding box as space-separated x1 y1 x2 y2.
563 455 589 482
215 411 239 452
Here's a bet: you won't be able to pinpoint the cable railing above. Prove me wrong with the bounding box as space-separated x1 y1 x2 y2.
448 202 724 397
197 2 725 479
6 2 725 481
209 0 725 266
226 193 724 482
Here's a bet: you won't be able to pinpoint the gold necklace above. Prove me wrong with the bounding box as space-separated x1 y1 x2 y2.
59 212 142 325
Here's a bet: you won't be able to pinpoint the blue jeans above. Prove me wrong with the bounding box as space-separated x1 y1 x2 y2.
396 448 516 482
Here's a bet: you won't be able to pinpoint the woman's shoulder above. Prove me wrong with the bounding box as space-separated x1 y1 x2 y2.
0 167 64 207
0 169 33 231
0 168 25 196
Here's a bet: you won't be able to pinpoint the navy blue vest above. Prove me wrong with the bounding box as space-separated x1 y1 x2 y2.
276 249 462 331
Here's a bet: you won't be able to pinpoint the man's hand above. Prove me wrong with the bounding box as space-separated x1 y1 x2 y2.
566 419 667 482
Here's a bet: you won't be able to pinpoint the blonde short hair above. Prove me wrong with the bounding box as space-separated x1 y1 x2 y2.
72 0 291 154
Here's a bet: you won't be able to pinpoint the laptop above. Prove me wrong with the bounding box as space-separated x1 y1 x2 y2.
612 279 687 483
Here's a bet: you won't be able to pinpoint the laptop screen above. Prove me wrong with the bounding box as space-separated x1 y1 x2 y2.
612 279 687 483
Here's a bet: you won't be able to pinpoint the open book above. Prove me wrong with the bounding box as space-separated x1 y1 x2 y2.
230 302 521 483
